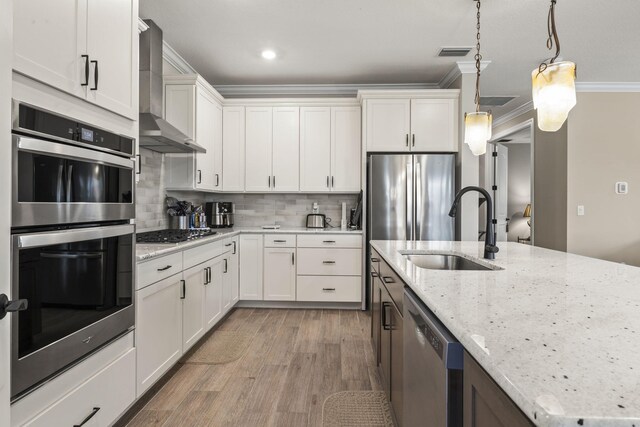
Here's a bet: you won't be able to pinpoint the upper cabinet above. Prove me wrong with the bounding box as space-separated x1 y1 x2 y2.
300 106 361 192
245 107 274 192
13 0 138 120
361 91 459 153
164 75 224 192
222 107 246 192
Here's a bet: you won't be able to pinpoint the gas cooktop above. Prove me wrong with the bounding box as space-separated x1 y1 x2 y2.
136 229 217 244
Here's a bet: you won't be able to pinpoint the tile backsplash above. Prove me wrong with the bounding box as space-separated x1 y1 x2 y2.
135 148 359 231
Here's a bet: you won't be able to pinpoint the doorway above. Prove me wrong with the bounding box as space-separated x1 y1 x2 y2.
480 122 534 245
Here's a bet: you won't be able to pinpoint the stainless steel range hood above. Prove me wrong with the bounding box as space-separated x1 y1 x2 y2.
139 20 205 153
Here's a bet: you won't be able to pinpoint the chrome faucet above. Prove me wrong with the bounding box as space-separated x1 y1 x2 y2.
448 186 499 260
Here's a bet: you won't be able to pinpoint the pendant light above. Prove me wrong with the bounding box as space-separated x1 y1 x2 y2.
464 0 492 156
531 0 576 132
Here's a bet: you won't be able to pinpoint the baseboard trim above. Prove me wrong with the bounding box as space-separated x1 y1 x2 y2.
237 300 362 310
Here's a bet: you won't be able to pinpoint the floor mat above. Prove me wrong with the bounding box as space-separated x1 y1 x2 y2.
322 391 394 426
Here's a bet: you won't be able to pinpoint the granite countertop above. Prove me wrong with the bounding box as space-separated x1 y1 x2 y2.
136 226 362 262
370 240 640 427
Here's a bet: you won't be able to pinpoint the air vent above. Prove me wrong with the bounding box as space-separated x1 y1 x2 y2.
479 96 517 107
438 47 472 57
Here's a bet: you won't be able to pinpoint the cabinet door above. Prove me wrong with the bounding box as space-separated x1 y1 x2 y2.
222 107 246 192
182 264 206 352
245 107 273 192
212 101 224 190
300 107 331 192
410 98 458 152
223 239 239 309
86 0 137 119
135 274 182 396
194 89 219 190
239 234 264 300
380 287 392 398
390 303 403 427
365 99 411 152
464 350 534 427
204 257 224 330
165 84 196 139
272 107 300 192
230 238 240 304
371 272 381 365
13 0 88 98
331 106 361 192
264 248 296 301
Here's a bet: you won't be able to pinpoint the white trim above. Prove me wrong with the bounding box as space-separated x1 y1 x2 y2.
438 60 491 89
162 41 197 75
137 18 149 34
492 101 534 128
223 97 360 107
575 82 640 92
163 74 224 104
357 88 460 102
216 83 436 98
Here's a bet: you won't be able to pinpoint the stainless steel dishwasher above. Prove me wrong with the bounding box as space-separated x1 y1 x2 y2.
403 289 463 427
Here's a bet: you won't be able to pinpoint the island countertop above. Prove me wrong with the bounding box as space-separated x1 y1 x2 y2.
370 240 640 427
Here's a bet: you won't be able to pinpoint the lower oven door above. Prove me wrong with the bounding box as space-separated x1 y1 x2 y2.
12 134 135 227
11 224 135 400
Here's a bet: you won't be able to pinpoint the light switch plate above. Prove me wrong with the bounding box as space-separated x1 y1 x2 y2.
577 205 585 216
616 182 629 194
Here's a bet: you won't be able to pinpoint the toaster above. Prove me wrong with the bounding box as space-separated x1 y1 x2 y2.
306 213 326 229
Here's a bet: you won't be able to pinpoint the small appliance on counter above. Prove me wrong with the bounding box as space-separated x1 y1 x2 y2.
205 202 235 228
306 213 327 229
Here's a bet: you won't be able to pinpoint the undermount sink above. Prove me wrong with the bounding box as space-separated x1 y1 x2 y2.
404 253 498 271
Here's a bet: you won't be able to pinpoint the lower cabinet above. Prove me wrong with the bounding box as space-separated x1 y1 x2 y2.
264 247 296 301
204 256 224 330
463 351 534 427
135 273 183 396
222 237 239 312
239 234 264 300
181 263 207 353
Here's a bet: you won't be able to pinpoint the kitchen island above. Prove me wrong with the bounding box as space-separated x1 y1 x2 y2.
370 240 640 427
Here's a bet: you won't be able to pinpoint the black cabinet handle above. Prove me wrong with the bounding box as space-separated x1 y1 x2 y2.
382 302 391 330
90 60 98 90
0 294 28 320
382 276 395 284
273 175 276 188
224 259 228 273
371 272 379 277
291 252 295 265
81 55 89 86
74 407 100 427
322 288 336 291
268 176 271 188
323 240 336 244
156 265 172 272
371 257 380 262
180 280 186 299
331 176 334 187
215 173 220 187
136 154 142 175
197 170 202 184
232 241 237 254
225 243 233 247
412 134 415 147
322 260 336 264
405 134 409 147
326 176 330 188
273 239 287 243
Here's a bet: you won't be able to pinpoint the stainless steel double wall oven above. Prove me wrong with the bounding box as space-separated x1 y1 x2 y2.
10 101 136 399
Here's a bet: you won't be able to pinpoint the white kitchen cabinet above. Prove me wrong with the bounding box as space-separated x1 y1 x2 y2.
410 98 458 152
365 98 411 152
300 107 332 192
272 107 300 191
222 107 246 192
331 106 361 192
363 92 459 153
264 248 297 301
239 234 264 300
13 0 138 120
181 263 206 352
204 256 224 330
164 75 224 191
135 273 183 396
223 237 239 312
245 107 273 192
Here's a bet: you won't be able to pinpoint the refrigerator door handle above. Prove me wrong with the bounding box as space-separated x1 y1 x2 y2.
406 161 413 241
415 161 421 241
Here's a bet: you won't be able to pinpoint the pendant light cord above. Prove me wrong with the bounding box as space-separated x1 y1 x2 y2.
538 0 560 74
474 0 482 112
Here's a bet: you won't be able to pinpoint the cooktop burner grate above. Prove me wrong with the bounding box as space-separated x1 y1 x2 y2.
136 229 217 244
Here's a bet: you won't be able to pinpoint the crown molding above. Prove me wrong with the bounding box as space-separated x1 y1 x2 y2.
215 83 438 98
223 97 360 107
439 60 491 89
575 82 640 92
137 18 149 34
162 41 197 75
492 100 534 128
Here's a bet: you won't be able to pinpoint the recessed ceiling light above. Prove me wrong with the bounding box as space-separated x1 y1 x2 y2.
261 50 276 60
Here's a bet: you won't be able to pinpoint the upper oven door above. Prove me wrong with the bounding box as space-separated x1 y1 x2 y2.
12 135 135 227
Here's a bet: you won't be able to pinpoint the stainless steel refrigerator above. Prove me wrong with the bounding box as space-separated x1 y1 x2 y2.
367 154 456 242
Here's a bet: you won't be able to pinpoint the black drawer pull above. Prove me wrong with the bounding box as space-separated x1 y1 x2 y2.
322 261 336 264
322 288 336 291
371 257 380 262
382 276 395 284
157 265 172 272
323 240 336 244
74 407 100 427
371 272 379 277
273 239 287 243
90 60 98 90
180 280 186 299
81 55 89 86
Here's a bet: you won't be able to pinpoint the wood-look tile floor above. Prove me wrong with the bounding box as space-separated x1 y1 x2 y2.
126 308 383 427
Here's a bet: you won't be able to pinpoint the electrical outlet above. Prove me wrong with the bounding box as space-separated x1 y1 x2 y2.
577 205 585 216
616 182 629 194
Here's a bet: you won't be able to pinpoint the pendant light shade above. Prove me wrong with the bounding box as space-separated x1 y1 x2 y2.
464 112 492 156
532 61 576 132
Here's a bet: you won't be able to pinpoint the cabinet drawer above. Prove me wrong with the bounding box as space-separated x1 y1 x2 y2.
297 276 361 302
183 240 227 270
264 234 296 248
297 248 362 276
297 234 362 248
137 252 183 290
16 343 136 427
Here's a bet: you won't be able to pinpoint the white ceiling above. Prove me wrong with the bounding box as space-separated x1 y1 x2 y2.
140 0 640 117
